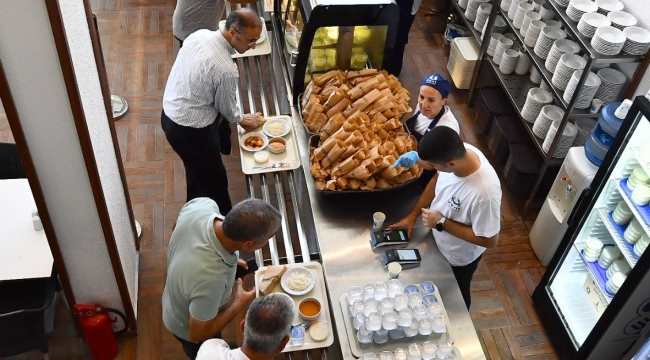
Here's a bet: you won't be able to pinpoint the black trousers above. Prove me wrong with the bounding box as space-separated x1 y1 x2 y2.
451 254 483 310
161 110 233 214
390 0 417 76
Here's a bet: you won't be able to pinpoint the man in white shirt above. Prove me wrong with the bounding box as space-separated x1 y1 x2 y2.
162 8 262 214
389 126 502 309
196 293 295 360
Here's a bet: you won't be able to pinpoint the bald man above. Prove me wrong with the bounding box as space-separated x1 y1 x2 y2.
162 8 263 214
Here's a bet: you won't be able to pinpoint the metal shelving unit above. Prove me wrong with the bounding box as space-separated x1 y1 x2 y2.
455 0 648 212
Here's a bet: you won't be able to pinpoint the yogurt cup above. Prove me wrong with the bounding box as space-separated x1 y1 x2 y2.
632 183 650 206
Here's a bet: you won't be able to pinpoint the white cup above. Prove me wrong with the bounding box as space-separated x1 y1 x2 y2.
33 216 43 231
590 98 604 114
373 212 386 230
388 262 402 279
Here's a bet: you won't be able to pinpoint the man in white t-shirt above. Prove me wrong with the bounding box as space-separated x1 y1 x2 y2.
389 126 502 309
196 293 295 360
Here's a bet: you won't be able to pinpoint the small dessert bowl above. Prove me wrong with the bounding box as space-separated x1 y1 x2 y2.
298 297 321 321
268 137 287 154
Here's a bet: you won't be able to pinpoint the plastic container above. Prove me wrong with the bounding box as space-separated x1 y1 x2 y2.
592 101 623 147
584 131 610 166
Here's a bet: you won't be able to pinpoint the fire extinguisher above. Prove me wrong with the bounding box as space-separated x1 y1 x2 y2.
73 304 128 360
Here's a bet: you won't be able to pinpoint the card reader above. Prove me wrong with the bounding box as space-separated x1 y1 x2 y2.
381 249 422 269
370 230 410 250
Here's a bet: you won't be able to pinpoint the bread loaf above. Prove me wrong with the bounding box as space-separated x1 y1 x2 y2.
259 265 287 296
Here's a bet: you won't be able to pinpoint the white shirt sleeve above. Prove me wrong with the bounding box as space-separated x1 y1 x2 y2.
435 109 460 134
213 70 242 124
470 197 501 238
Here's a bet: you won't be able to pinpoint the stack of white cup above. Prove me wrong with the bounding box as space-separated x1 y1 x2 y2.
606 259 632 278
632 183 650 206
494 38 514 65
626 167 650 191
499 49 520 74
606 272 627 295
514 49 532 75
597 246 621 269
634 234 650 257
624 219 644 244
583 238 604 262
612 200 633 225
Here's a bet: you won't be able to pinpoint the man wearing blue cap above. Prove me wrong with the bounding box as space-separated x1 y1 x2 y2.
397 73 460 186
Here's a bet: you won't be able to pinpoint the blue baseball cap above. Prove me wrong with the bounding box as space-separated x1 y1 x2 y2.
421 73 451 98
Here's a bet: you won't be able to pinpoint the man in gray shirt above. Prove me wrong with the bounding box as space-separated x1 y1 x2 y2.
162 8 262 214
162 198 281 359
173 0 226 47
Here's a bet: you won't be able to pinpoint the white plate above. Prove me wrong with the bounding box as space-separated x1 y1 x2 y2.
256 28 266 44
280 266 316 296
595 26 626 44
582 12 611 28
607 11 636 27
570 0 598 13
624 27 650 44
263 118 292 138
596 0 624 12
240 132 268 152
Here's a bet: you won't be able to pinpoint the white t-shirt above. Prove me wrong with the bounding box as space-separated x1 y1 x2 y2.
430 144 502 266
196 339 250 360
413 105 460 135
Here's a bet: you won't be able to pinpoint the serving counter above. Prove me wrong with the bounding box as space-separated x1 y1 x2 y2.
289 107 485 359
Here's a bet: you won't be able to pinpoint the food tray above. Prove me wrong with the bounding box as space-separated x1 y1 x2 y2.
238 115 301 175
338 286 462 358
618 178 650 228
579 248 615 298
308 135 420 195
254 263 334 352
607 212 639 259
219 17 271 59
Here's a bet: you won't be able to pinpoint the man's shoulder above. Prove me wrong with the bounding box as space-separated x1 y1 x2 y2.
196 339 250 360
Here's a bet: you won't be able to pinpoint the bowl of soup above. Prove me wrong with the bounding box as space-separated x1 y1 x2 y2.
267 137 287 154
298 297 321 321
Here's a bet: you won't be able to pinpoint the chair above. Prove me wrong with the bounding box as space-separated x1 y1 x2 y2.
0 142 27 179
0 270 57 359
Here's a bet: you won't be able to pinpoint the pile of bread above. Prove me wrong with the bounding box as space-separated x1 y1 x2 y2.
302 69 422 191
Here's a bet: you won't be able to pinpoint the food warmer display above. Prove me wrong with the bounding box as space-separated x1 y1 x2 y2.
273 0 399 103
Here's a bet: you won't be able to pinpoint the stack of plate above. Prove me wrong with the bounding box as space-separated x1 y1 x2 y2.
501 0 513 12
578 12 611 38
533 105 565 139
530 66 543 84
546 20 563 30
494 37 514 65
525 20 546 47
566 0 598 22
474 3 493 32
552 53 587 90
459 0 470 10
540 2 556 21
535 26 568 59
522 87 554 122
508 0 524 21
521 11 542 37
573 118 597 146
540 80 551 91
515 50 532 75
607 11 637 30
596 0 623 15
533 0 544 12
543 120 578 158
465 0 487 21
514 3 535 29
591 26 626 55
595 67 626 103
622 27 650 55
499 49 520 74
563 70 601 108
556 0 570 7
545 39 581 73
487 33 505 56
481 15 508 40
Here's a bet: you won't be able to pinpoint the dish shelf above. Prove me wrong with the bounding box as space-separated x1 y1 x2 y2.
546 0 645 64
575 244 615 301
596 207 639 268
451 0 483 44
615 178 650 238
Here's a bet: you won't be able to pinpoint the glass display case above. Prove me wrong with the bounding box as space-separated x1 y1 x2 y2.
273 0 399 103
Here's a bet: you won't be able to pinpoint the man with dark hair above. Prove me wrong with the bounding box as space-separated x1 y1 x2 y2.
388 126 502 309
162 8 263 215
162 198 282 359
196 293 295 360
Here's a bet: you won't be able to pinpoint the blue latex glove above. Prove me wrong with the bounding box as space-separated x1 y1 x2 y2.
393 151 419 168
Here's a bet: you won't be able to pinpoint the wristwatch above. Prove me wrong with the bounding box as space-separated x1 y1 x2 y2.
435 217 447 232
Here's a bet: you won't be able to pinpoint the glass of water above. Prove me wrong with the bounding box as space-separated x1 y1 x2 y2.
348 286 363 305
354 312 367 330
374 281 388 301
387 279 404 297
380 297 395 315
394 293 409 311
407 343 422 360
421 341 437 360
380 351 396 360
363 298 379 317
366 311 383 331
394 348 408 360
437 340 453 358
363 282 376 301
364 353 378 360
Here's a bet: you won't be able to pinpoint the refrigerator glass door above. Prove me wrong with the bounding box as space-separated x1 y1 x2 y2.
546 114 650 350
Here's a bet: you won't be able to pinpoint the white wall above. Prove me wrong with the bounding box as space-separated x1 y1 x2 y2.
0 0 136 318
621 0 650 97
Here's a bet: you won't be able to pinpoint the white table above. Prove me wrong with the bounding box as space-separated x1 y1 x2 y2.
0 179 54 281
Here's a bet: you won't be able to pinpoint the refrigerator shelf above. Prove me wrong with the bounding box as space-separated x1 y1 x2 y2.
615 178 650 239
596 208 640 268
576 245 615 300
551 278 599 347
632 146 650 180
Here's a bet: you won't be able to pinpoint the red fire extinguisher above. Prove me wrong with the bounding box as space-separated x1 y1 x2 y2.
73 304 128 360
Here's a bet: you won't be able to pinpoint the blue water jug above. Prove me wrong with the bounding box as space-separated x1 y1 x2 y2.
592 102 623 147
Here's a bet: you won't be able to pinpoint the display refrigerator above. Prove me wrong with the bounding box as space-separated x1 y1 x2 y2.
272 0 399 104
532 95 650 359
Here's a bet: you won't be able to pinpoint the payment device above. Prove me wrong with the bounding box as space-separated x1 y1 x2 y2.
370 230 410 250
381 249 422 269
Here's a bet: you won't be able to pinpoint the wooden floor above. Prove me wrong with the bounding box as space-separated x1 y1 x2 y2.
0 0 559 359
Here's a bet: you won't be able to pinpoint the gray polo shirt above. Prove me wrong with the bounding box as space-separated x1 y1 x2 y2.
162 198 238 341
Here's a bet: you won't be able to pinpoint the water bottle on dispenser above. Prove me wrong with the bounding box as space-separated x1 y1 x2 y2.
584 100 632 166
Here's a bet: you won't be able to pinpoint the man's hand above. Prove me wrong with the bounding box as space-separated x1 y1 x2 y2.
386 215 418 238
393 151 419 169
421 208 443 228
240 113 261 132
232 278 256 310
